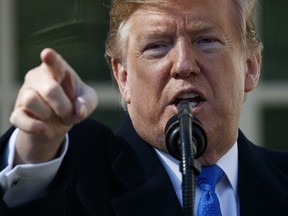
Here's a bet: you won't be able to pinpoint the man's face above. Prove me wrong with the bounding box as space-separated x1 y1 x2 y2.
113 0 260 164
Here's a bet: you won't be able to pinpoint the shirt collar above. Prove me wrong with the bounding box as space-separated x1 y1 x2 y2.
155 149 181 193
216 142 238 197
155 142 238 196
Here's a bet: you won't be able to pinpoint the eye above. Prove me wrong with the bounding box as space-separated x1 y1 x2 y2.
198 37 217 43
194 36 223 52
145 42 168 51
143 42 171 58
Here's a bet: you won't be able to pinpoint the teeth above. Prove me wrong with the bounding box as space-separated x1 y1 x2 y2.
191 102 198 107
178 92 199 99
176 92 200 108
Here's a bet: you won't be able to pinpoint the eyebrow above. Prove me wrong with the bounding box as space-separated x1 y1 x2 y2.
185 20 220 35
137 25 174 42
139 20 220 41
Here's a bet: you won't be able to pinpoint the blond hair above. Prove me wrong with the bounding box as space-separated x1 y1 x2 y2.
105 0 262 65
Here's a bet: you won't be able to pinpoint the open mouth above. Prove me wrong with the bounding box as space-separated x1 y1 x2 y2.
173 92 205 108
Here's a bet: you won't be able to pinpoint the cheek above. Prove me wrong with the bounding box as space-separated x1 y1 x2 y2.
204 54 246 116
210 53 246 91
128 58 170 99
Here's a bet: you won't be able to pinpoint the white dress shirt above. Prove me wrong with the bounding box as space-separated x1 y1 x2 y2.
155 142 239 216
0 129 68 207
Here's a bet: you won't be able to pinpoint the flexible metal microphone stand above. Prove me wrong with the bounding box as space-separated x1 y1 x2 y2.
165 101 207 216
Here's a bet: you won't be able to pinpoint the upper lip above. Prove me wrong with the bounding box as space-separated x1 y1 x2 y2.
171 87 206 107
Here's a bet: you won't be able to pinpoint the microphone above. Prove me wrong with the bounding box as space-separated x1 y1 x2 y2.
165 100 207 216
165 101 207 160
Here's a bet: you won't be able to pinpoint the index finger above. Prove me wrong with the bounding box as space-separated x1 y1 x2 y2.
40 48 77 84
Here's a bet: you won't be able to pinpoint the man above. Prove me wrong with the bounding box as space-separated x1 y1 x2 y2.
0 0 287 215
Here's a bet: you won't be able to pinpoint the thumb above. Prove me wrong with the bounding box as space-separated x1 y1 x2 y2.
74 84 98 122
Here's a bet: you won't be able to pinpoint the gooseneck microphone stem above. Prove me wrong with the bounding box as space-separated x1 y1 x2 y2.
165 100 207 216
178 101 200 216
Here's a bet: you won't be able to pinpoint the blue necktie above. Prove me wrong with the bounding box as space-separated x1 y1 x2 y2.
197 165 224 216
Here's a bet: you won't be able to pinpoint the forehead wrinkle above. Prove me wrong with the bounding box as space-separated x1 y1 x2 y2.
185 19 219 34
139 21 177 40
130 10 177 40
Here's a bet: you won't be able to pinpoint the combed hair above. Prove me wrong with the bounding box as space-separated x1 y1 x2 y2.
105 0 262 65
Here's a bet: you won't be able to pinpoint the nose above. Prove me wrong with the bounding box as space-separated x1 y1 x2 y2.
170 39 200 78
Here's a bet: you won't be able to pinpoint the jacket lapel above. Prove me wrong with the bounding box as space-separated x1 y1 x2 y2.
237 131 288 215
111 116 183 216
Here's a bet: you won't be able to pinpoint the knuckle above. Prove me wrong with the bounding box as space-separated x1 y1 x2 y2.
41 82 60 100
10 111 41 134
24 68 38 82
42 84 73 117
9 110 17 125
20 89 38 106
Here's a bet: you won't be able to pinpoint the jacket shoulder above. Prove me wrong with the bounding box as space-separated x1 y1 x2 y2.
238 130 288 178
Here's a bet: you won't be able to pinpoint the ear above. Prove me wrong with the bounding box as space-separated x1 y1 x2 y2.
244 48 261 93
111 58 131 104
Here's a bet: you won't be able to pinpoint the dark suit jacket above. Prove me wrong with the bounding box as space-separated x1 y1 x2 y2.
0 116 287 215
